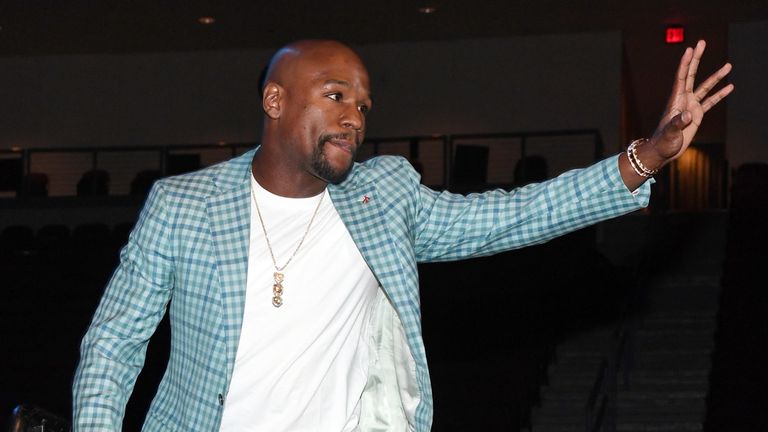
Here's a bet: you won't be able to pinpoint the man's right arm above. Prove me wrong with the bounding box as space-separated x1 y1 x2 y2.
72 183 175 431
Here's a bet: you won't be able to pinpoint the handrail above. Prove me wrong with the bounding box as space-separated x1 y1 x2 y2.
584 264 641 432
2 128 603 198
585 358 608 431
591 394 608 432
585 328 623 432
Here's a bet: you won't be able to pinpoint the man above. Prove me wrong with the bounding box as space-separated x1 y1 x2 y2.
72 39 733 431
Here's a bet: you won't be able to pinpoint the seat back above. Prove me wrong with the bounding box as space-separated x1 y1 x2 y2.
8 404 69 432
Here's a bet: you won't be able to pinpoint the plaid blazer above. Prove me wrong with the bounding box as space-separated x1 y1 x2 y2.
72 148 650 431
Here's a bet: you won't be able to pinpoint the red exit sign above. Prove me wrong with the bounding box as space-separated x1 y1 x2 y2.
666 26 685 44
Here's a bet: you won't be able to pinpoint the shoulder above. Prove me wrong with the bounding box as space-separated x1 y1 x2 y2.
153 149 255 200
350 155 421 185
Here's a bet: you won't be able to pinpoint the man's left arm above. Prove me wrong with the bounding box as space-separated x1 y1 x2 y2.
412 39 733 263
412 154 650 262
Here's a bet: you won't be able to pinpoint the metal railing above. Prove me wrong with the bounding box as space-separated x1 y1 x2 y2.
584 270 641 432
1 128 604 198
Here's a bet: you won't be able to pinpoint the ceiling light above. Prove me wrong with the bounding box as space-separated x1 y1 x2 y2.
418 6 437 14
198 16 216 25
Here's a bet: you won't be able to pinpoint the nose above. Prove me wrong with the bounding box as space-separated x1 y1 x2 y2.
340 105 364 131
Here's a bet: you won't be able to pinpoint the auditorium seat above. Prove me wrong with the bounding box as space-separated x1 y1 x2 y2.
730 162 768 210
19 173 49 197
76 169 110 196
0 225 35 260
8 404 69 432
111 221 134 252
71 223 111 253
451 144 489 193
35 224 71 250
514 155 549 186
130 169 163 199
71 223 113 265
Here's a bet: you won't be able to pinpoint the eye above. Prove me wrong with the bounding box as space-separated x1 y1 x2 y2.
326 92 342 102
358 104 369 115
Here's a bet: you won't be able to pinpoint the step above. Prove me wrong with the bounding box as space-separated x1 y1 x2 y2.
538 388 705 403
616 420 703 432
532 414 704 429
628 369 709 381
541 379 708 395
617 393 706 411
640 310 718 320
637 319 717 332
631 355 711 370
634 330 715 344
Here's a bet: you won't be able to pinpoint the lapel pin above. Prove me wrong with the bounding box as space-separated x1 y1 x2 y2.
362 195 370 204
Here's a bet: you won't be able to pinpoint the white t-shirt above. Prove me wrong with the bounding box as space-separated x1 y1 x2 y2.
219 177 379 432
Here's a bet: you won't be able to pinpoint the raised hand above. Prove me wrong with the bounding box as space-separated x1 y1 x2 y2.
650 40 735 161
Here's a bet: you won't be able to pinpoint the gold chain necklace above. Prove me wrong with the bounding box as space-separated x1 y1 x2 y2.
251 184 325 307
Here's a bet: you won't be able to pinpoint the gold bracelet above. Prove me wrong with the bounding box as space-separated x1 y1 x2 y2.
626 140 649 177
627 139 658 177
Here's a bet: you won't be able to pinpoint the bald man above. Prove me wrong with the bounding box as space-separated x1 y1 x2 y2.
72 39 732 431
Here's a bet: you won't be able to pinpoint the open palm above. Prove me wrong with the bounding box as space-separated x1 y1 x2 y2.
652 40 734 161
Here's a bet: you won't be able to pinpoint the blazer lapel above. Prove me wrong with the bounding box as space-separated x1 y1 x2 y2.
329 174 404 303
205 149 254 381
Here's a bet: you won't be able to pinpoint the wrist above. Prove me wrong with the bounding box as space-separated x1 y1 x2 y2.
627 139 665 177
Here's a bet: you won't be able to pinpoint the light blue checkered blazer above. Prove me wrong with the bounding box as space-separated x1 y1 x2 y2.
72 148 650 431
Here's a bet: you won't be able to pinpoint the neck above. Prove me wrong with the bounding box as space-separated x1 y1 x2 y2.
251 146 328 198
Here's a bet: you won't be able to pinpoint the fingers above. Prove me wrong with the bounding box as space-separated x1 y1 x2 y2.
695 62 733 101
685 40 706 93
673 46 694 97
672 40 706 99
701 83 735 112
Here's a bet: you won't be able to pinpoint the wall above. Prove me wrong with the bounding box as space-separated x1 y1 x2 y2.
0 33 622 153
727 20 768 171
357 34 621 149
0 51 268 148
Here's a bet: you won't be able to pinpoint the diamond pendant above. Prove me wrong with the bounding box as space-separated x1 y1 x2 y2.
272 272 284 307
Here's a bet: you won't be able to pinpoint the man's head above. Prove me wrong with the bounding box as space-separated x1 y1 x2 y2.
260 39 372 185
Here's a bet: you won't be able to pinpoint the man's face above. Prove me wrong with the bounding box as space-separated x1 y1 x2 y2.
278 49 372 185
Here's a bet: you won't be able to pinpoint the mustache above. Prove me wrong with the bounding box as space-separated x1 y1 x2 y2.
320 132 361 146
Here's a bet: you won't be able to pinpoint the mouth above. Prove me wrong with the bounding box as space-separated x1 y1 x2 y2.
323 134 357 155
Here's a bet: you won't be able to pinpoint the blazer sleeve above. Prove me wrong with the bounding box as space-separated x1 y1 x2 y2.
72 182 176 431
413 154 652 262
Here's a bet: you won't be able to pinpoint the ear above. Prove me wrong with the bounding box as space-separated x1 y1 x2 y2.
262 82 282 119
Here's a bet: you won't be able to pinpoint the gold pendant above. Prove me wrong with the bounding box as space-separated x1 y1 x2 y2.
272 272 284 307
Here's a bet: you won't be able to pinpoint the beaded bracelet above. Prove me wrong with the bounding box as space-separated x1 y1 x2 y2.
626 138 659 178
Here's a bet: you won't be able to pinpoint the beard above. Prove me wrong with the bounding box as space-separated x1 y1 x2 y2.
311 133 358 184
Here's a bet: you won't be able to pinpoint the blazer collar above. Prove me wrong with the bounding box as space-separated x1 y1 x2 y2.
211 148 257 193
205 149 255 381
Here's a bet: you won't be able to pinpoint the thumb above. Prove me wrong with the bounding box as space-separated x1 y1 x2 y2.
660 110 691 140
654 111 691 158
678 110 693 127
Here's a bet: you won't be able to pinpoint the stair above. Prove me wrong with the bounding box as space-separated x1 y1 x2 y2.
530 211 727 432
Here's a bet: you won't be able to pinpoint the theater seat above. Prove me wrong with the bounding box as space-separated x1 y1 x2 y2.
0 225 35 259
34 224 72 264
8 404 69 432
130 169 163 199
77 169 110 196
20 173 49 197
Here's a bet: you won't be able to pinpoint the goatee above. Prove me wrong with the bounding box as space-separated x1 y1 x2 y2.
312 134 357 184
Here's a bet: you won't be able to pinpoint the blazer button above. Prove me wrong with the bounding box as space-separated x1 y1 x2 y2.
218 394 225 406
